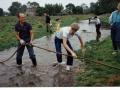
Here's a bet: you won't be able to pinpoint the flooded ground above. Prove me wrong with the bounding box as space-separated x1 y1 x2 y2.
0 20 110 87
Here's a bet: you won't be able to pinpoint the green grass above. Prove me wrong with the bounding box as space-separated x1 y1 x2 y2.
0 14 92 51
75 36 120 86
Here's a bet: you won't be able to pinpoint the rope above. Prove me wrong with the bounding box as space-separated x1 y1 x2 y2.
0 45 23 63
0 43 120 70
32 44 120 70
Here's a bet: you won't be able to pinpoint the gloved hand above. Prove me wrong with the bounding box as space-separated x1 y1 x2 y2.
20 39 25 45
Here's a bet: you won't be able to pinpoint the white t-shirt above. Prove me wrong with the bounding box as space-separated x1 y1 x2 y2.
95 18 100 25
56 27 80 39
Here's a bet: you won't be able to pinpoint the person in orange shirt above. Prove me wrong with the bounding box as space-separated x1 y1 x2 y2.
55 18 60 34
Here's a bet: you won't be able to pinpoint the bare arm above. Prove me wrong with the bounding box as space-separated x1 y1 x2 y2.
30 30 34 42
78 36 85 57
63 37 77 58
14 31 21 41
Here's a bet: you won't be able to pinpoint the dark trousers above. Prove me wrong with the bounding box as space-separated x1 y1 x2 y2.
54 36 73 65
111 22 120 51
96 24 101 35
16 38 36 65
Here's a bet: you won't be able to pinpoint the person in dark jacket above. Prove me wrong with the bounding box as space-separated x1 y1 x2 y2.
44 13 52 33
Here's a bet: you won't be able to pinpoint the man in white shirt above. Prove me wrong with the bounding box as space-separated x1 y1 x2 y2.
54 23 85 70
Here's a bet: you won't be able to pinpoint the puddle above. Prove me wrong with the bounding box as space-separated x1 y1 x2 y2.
0 20 110 87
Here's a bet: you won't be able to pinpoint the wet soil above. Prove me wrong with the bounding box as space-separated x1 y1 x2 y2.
0 20 110 87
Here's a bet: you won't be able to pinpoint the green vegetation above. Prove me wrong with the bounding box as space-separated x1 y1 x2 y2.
75 14 120 86
0 14 91 51
75 36 120 86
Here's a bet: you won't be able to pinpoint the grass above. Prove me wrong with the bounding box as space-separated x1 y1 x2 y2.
0 14 92 51
75 36 120 86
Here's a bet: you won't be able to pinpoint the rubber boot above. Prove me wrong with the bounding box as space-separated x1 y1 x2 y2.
31 58 37 66
16 58 22 65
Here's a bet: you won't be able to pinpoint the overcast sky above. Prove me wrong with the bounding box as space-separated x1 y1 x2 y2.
0 0 98 12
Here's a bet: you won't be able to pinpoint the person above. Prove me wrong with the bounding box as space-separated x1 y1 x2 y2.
44 13 52 33
54 23 85 71
14 13 37 67
109 3 120 55
88 17 91 24
94 16 101 41
55 18 60 34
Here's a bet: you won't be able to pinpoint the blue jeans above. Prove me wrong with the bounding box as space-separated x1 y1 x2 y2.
16 38 36 65
54 36 73 65
111 22 120 51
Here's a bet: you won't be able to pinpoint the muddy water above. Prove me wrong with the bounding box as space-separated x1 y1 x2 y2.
0 20 110 87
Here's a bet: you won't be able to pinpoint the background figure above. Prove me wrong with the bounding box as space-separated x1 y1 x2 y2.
14 13 37 67
44 13 52 33
88 17 91 24
94 16 101 41
55 18 60 34
109 3 120 55
54 23 85 71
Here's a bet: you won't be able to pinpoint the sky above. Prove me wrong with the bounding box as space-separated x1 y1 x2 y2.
0 0 98 12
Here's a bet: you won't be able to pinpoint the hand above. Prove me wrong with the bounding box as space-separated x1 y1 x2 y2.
71 52 77 59
29 41 33 46
20 39 25 45
82 48 85 57
49 23 52 26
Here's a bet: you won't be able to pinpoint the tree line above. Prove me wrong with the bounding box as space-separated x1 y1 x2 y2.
0 0 120 16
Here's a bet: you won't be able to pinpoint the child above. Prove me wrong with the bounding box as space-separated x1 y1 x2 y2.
54 23 85 71
55 18 60 34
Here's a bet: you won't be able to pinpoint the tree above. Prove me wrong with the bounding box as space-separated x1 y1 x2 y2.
81 3 89 14
21 4 27 13
8 2 22 16
27 1 39 8
75 6 83 14
0 8 3 16
36 6 46 16
45 4 54 16
66 3 75 14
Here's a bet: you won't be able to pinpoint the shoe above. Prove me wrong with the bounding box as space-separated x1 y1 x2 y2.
59 62 66 65
50 31 52 33
112 51 117 55
66 65 71 71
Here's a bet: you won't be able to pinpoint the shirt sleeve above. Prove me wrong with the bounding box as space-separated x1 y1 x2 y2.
75 30 81 37
28 23 32 31
62 29 68 38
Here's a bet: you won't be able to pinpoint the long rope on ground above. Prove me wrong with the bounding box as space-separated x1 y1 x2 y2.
32 44 120 70
0 43 120 70
0 45 23 63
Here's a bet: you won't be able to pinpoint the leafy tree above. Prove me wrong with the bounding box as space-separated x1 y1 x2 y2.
75 6 83 14
36 6 47 16
81 3 89 14
21 4 27 13
45 4 54 15
8 2 22 16
0 8 3 16
27 1 39 8
66 3 75 14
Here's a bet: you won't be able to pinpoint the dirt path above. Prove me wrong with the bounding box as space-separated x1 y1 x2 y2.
0 20 110 87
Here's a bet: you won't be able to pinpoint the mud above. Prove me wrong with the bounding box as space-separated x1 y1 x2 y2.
0 20 110 87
